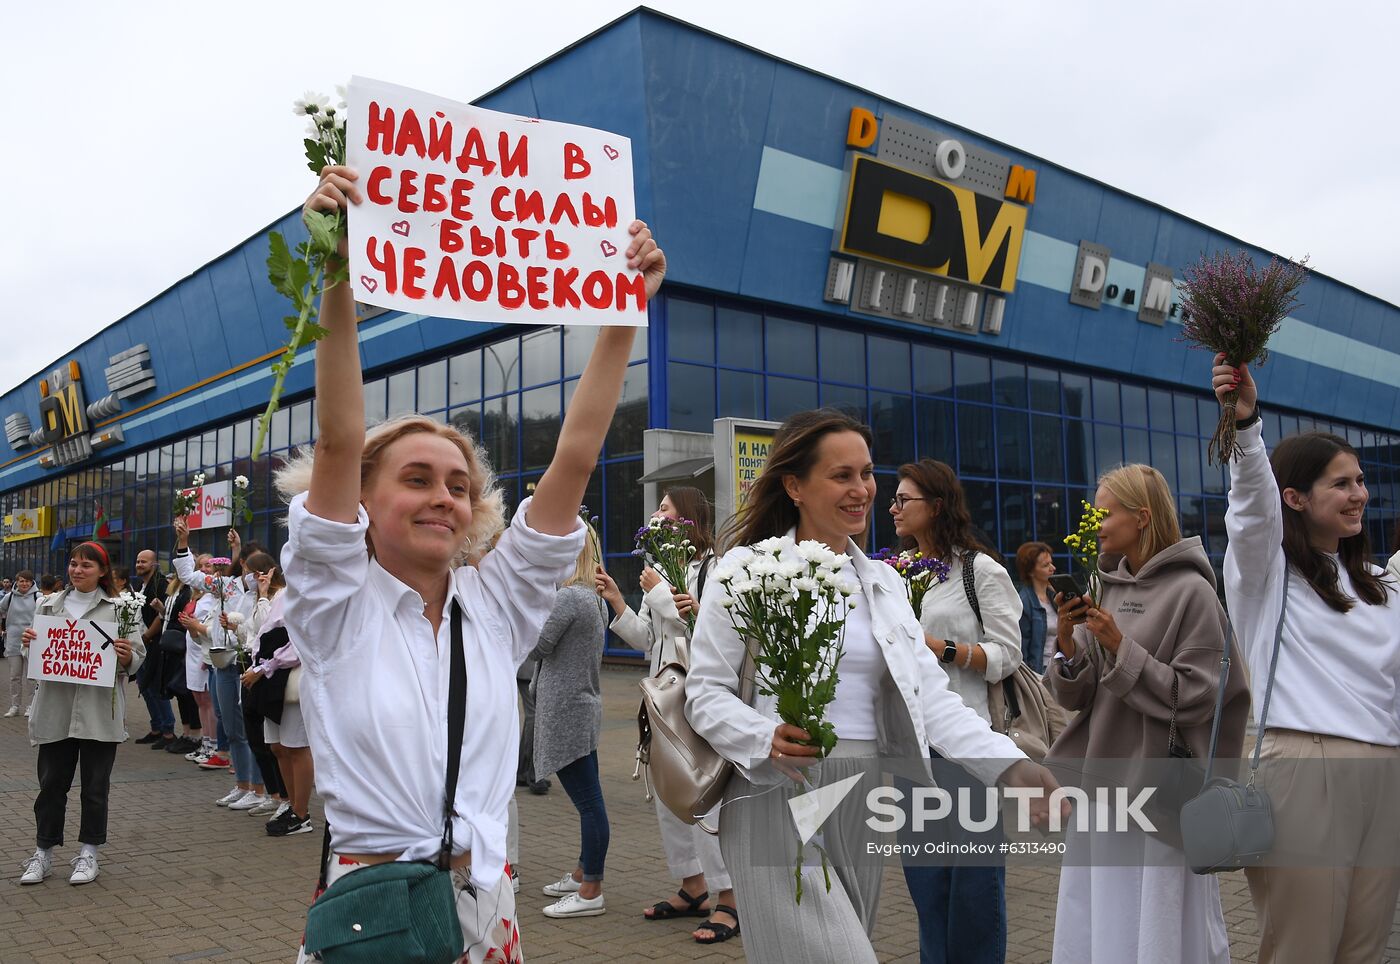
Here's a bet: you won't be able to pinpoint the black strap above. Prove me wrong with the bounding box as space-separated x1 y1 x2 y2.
318 599 470 889
961 550 982 628
694 552 714 604
441 599 468 870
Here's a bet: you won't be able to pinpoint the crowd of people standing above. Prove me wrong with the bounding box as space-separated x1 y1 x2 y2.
3 168 1399 964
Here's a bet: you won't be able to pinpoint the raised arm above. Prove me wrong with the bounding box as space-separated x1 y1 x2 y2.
528 223 666 535
1214 359 1282 599
302 165 365 525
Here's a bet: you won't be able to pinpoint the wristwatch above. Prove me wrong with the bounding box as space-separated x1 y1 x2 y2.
940 641 958 664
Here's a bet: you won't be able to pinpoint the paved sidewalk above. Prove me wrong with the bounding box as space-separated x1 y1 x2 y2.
1 666 1395 962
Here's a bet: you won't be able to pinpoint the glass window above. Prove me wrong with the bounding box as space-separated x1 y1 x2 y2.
521 327 560 387
1028 366 1060 413
1000 483 1034 554
449 350 481 405
913 344 953 396
1178 496 1205 544
1122 385 1148 427
1199 397 1223 442
1034 488 1069 545
364 378 387 422
992 360 1027 409
667 363 714 433
1148 389 1173 431
1177 434 1202 494
668 298 715 363
1124 428 1150 467
1031 414 1064 483
1094 423 1123 474
607 364 648 458
1092 378 1120 423
915 396 955 463
160 444 174 476
387 370 415 417
1203 498 1227 555
766 376 816 421
872 473 900 552
1202 459 1227 496
216 426 233 465
997 409 1031 480
521 385 561 471
764 316 816 377
954 352 992 402
820 327 865 384
821 384 866 421
963 479 998 545
958 404 994 476
484 339 520 396
1279 413 1300 438
201 430 216 469
870 392 915 468
604 460 644 553
480 396 517 473
869 336 909 393
234 420 251 460
1065 422 1091 485
718 369 762 420
1061 373 1091 418
290 401 313 446
417 359 447 412
1174 394 1198 437
449 404 481 443
1151 432 1178 492
270 407 289 452
563 326 598 377
716 307 762 367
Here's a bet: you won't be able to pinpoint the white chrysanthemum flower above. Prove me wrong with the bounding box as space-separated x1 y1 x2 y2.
777 559 805 579
234 475 249 489
293 91 330 116
836 579 859 597
335 83 348 107
713 563 738 584
754 536 787 556
192 472 206 486
226 612 245 627
720 597 734 609
792 577 820 593
794 541 830 563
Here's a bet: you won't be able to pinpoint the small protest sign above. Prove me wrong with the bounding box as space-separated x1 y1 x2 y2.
28 615 118 688
346 76 644 327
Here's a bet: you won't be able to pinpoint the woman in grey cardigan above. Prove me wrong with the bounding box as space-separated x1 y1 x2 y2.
2 569 40 716
533 523 612 919
19 542 144 887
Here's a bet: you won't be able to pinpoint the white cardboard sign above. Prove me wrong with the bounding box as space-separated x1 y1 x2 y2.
28 615 119 687
346 76 644 327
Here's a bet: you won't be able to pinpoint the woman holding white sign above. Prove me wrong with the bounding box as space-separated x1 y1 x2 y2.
18 541 144 887
279 162 664 963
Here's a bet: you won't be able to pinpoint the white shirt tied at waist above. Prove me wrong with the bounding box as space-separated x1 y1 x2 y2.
281 493 584 891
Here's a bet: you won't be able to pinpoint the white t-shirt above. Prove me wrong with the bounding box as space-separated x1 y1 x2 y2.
827 591 879 740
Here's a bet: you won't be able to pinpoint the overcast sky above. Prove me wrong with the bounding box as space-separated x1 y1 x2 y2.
3 1 1396 396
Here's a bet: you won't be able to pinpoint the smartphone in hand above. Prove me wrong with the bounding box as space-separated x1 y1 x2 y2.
1048 573 1083 603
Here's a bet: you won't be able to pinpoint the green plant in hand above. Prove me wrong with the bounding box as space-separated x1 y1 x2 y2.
254 89 350 460
1064 500 1107 606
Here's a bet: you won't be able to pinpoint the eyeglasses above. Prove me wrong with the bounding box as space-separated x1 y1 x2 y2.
890 495 928 510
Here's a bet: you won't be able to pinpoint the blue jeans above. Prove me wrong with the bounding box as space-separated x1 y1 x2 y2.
901 754 1007 964
556 750 609 881
140 685 175 735
210 664 261 786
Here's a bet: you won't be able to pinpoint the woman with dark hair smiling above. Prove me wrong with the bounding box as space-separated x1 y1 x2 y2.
686 408 1062 963
1211 357 1400 964
18 542 144 886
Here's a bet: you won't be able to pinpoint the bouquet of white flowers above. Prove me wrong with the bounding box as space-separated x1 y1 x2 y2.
111 590 146 717
714 536 859 900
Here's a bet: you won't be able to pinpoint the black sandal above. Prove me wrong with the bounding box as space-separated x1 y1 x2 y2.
694 904 740 944
644 888 709 920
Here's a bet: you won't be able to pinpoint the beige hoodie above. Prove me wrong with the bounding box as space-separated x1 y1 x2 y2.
1046 536 1251 764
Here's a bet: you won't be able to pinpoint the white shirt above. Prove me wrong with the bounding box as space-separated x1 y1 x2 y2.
281 493 583 890
918 549 1023 724
827 592 879 739
63 588 100 620
1225 420 1400 746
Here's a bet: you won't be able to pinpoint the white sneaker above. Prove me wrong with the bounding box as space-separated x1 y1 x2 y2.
68 852 99 885
542 892 605 918
215 787 244 807
3 706 17 718
19 850 52 884
228 791 266 811
542 872 582 897
271 802 290 820
248 797 281 816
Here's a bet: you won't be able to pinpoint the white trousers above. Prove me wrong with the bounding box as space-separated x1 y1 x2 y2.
655 797 732 891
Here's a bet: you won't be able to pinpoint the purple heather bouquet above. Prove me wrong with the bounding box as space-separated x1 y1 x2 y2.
872 548 951 616
633 516 699 630
1178 250 1309 464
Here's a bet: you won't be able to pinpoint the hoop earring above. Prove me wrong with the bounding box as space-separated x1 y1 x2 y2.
462 534 474 551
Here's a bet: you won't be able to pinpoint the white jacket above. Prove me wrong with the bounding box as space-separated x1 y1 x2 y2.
1225 419 1400 744
610 555 709 674
685 533 1023 788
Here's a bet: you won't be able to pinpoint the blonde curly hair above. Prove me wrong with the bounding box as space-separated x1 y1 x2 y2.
274 415 506 566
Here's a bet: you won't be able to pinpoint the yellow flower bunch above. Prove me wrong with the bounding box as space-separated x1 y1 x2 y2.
1064 500 1108 604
